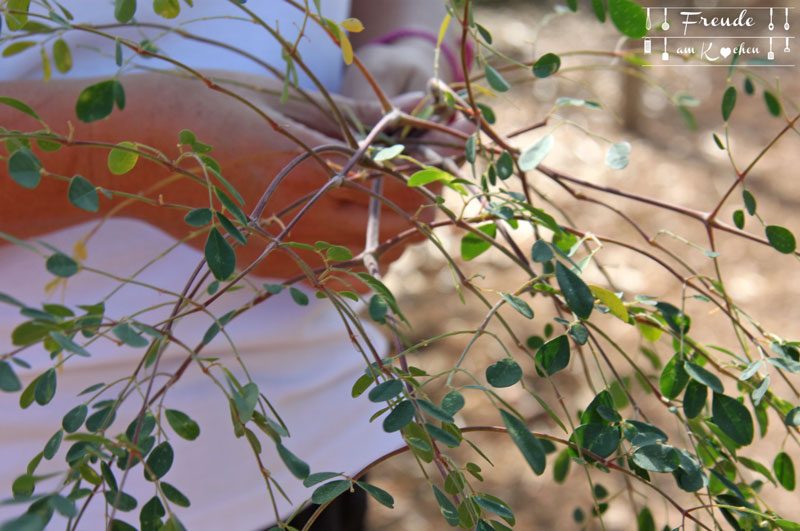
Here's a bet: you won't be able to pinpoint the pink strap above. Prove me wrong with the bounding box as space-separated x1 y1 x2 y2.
367 28 474 83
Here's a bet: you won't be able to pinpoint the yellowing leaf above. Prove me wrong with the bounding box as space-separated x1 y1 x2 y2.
73 240 88 261
339 17 364 33
590 285 630 323
339 31 354 65
44 277 63 294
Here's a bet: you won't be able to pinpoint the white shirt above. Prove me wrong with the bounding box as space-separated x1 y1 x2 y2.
0 2 400 530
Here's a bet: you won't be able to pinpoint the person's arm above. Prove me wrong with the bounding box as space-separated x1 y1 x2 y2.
0 74 427 282
341 0 463 99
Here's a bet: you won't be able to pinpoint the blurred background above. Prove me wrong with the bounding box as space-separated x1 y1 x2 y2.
368 0 799 529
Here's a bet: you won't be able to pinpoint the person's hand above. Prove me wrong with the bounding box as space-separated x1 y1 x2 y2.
340 40 445 100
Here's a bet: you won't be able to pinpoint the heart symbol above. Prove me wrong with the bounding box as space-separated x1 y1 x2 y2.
720 47 732 58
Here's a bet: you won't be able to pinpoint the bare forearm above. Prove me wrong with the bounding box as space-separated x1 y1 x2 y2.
349 0 449 48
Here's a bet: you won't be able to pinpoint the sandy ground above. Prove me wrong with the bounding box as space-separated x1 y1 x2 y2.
366 1 800 529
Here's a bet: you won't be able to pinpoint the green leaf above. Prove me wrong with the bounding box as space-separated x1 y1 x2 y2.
573 424 620 458
580 390 614 425
555 262 594 319
62 404 88 433
608 0 647 38
184 208 212 227
201 309 236 345
713 133 725 150
441 391 465 415
0 361 22 392
67 175 99 212
368 380 404 402
105 490 137 512
532 53 561 79
622 420 667 447
408 167 455 187
485 64 510 92
86 406 115 432
432 484 460 526
49 331 90 357
518 134 554 171
0 96 40 120
535 335 570 376
530 240 553 263
75 80 118 122
46 253 78 278
486 358 522 388
368 295 388 323
311 480 350 505
743 189 757 215
356 273 408 325
684 362 723 393
8 147 42 189
2 41 37 57
605 141 631 170
474 495 514 522
765 225 796 254
744 77 754 95
476 103 496 124
501 293 533 319
632 444 680 472
683 379 707 419
637 507 655 531
0 513 45 531
373 144 404 162
49 493 76 518
721 86 737 121
107 142 139 175
112 323 149 347
774 451 795 491
496 151 514 180
712 393 754 446
144 442 173 480
216 213 246 245
786 407 800 427
34 368 57 405
764 90 781 117
214 186 247 225
303 472 340 488
153 0 180 18
553 449 570 483
733 210 744 229
425 422 460 448
589 285 629 322
752 375 770 406
325 245 352 262
52 38 72 74
461 223 497 261
659 354 689 399
204 227 236 280
231 382 258 424
114 0 137 22
738 456 775 485
289 287 309 306
140 496 166 529
677 105 697 131
164 409 199 440
465 135 477 163
161 482 190 507
382 400 415 432
356 481 394 508
500 409 545 475
277 443 310 480
591 0 607 21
